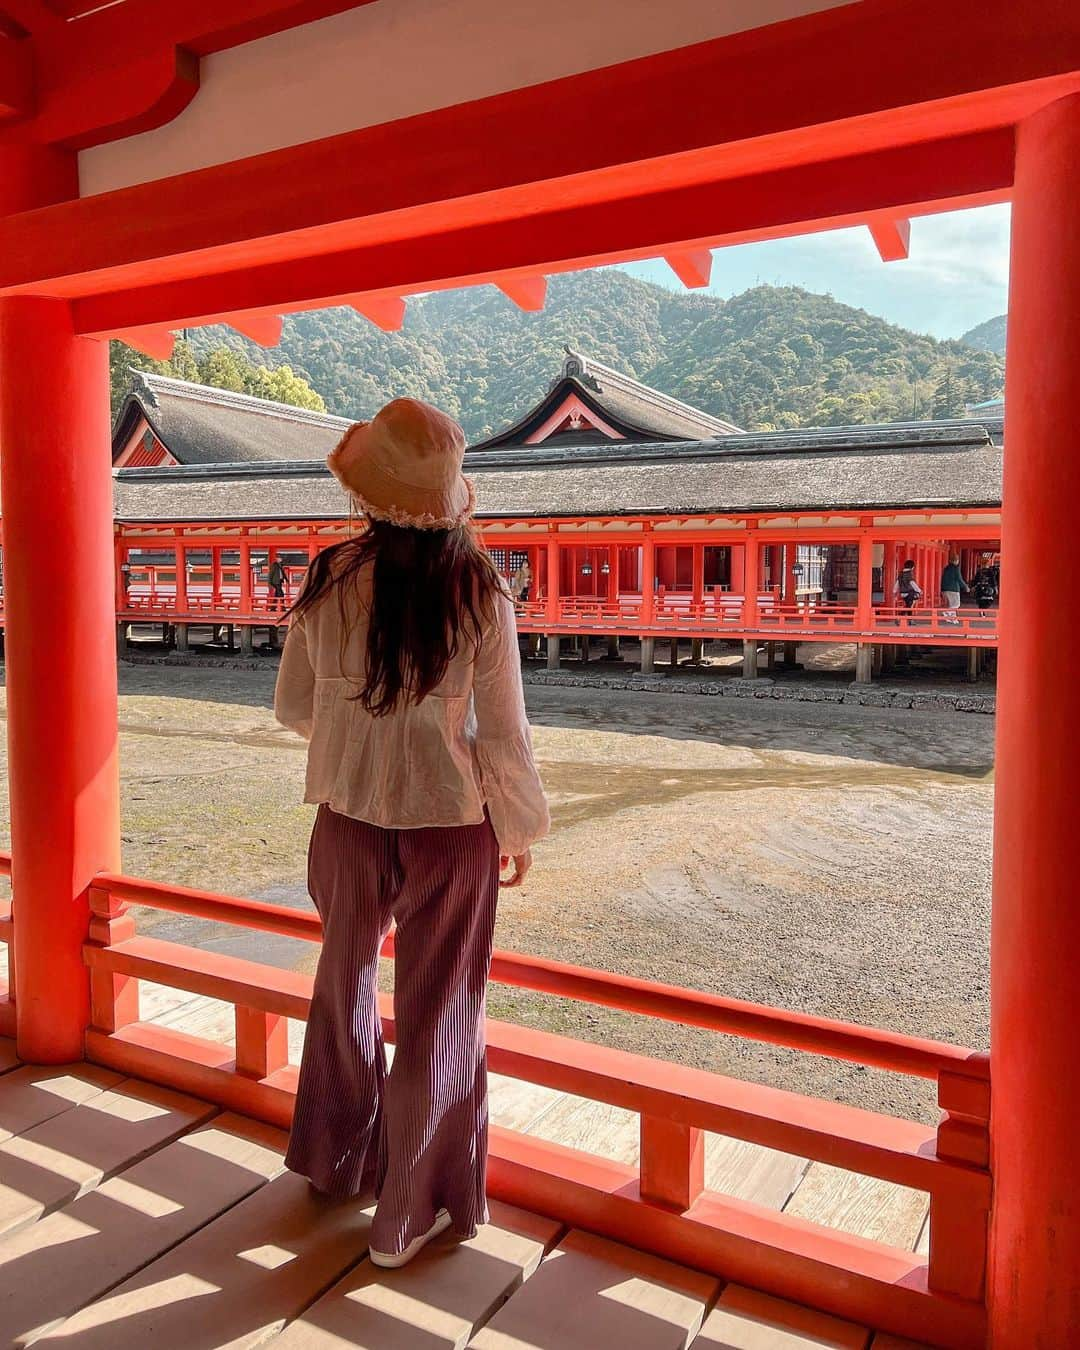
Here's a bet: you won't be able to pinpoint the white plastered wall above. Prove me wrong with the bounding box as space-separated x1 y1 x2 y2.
79 0 859 196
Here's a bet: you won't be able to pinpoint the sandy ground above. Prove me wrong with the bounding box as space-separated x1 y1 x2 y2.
0 662 993 1123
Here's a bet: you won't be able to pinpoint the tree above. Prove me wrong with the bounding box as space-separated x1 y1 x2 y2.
930 363 969 420
197 347 247 393
110 339 326 416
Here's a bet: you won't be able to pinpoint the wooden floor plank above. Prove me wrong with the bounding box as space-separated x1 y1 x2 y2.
524 1094 640 1164
692 1285 870 1348
704 1137 809 1211
0 1063 124 1145
782 1162 929 1251
151 998 237 1045
0 1037 19 1075
0 1078 215 1239
486 1076 563 1134
139 983 207 1025
36 1170 375 1349
470 1227 720 1350
0 1112 286 1347
270 1200 563 1349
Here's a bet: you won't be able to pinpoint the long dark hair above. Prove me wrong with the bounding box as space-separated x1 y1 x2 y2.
291 522 505 717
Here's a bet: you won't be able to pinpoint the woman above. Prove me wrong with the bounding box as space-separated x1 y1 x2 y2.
510 559 532 602
274 397 549 1268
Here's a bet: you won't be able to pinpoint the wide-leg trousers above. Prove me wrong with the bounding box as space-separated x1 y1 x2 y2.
285 803 500 1255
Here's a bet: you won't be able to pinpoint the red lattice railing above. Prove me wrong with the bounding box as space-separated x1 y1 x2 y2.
71 868 990 1349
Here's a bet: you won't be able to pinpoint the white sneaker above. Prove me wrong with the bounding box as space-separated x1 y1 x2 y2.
369 1210 453 1268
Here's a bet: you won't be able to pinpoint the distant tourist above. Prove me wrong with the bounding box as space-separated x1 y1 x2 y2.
940 553 970 625
267 557 287 610
275 398 549 1268
895 559 923 610
510 559 532 601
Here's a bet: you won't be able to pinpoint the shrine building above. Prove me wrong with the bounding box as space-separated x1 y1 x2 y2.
111 352 1004 680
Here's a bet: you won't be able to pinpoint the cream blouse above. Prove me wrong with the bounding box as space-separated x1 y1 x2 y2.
273 564 550 857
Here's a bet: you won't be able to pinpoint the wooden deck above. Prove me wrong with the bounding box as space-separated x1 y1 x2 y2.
0 1024 935 1349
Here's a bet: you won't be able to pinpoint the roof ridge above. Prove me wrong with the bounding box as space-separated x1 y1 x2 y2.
562 347 740 434
133 369 354 432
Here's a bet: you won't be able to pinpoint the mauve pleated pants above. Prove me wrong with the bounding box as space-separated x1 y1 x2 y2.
285 803 500 1255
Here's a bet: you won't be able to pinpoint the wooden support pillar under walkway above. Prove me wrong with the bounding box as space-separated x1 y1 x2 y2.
640 637 655 674
854 643 873 684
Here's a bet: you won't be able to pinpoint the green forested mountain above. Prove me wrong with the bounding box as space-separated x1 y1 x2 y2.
111 270 1005 439
958 313 1007 357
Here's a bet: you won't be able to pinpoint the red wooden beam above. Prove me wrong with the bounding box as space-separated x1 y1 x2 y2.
0 0 1071 273
0 35 31 119
228 313 283 347
496 276 548 312
868 217 912 261
112 326 175 360
0 2 383 149
69 131 1014 338
349 295 405 332
664 249 713 288
0 1 61 35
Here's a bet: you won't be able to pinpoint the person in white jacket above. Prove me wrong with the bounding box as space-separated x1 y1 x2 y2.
274 398 549 1269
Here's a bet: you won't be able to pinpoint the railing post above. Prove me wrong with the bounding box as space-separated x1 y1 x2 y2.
857 531 874 630
174 539 188 613
691 543 704 609
239 539 253 614
235 1005 289 1080
742 532 760 628
640 526 655 625
640 1115 704 1211
545 532 560 626
87 885 138 1034
211 544 223 610
929 1059 991 1301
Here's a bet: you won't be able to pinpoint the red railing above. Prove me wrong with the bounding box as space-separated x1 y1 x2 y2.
512 594 998 646
116 563 1000 649
74 868 990 1349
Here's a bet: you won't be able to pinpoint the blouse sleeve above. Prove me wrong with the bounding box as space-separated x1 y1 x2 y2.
274 614 315 741
473 590 550 857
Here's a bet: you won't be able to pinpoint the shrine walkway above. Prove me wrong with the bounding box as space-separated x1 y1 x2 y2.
0 1033 928 1350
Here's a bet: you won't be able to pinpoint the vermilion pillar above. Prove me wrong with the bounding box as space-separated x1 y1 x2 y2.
989 93 1080 1347
0 298 121 1062
856 534 874 627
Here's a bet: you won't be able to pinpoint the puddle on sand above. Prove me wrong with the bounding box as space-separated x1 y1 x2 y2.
540 753 992 831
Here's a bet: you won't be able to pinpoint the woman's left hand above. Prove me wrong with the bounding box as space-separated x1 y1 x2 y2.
499 850 532 888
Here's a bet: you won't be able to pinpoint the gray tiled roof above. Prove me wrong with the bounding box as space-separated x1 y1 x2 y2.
471 349 742 448
112 371 353 465
113 420 1003 524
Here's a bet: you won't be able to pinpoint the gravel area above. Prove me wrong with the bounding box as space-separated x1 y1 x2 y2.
0 663 994 1124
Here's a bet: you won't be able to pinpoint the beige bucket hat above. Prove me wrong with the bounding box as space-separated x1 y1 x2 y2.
327 397 474 530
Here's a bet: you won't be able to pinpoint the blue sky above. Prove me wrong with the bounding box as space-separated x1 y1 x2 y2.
619 203 1010 341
